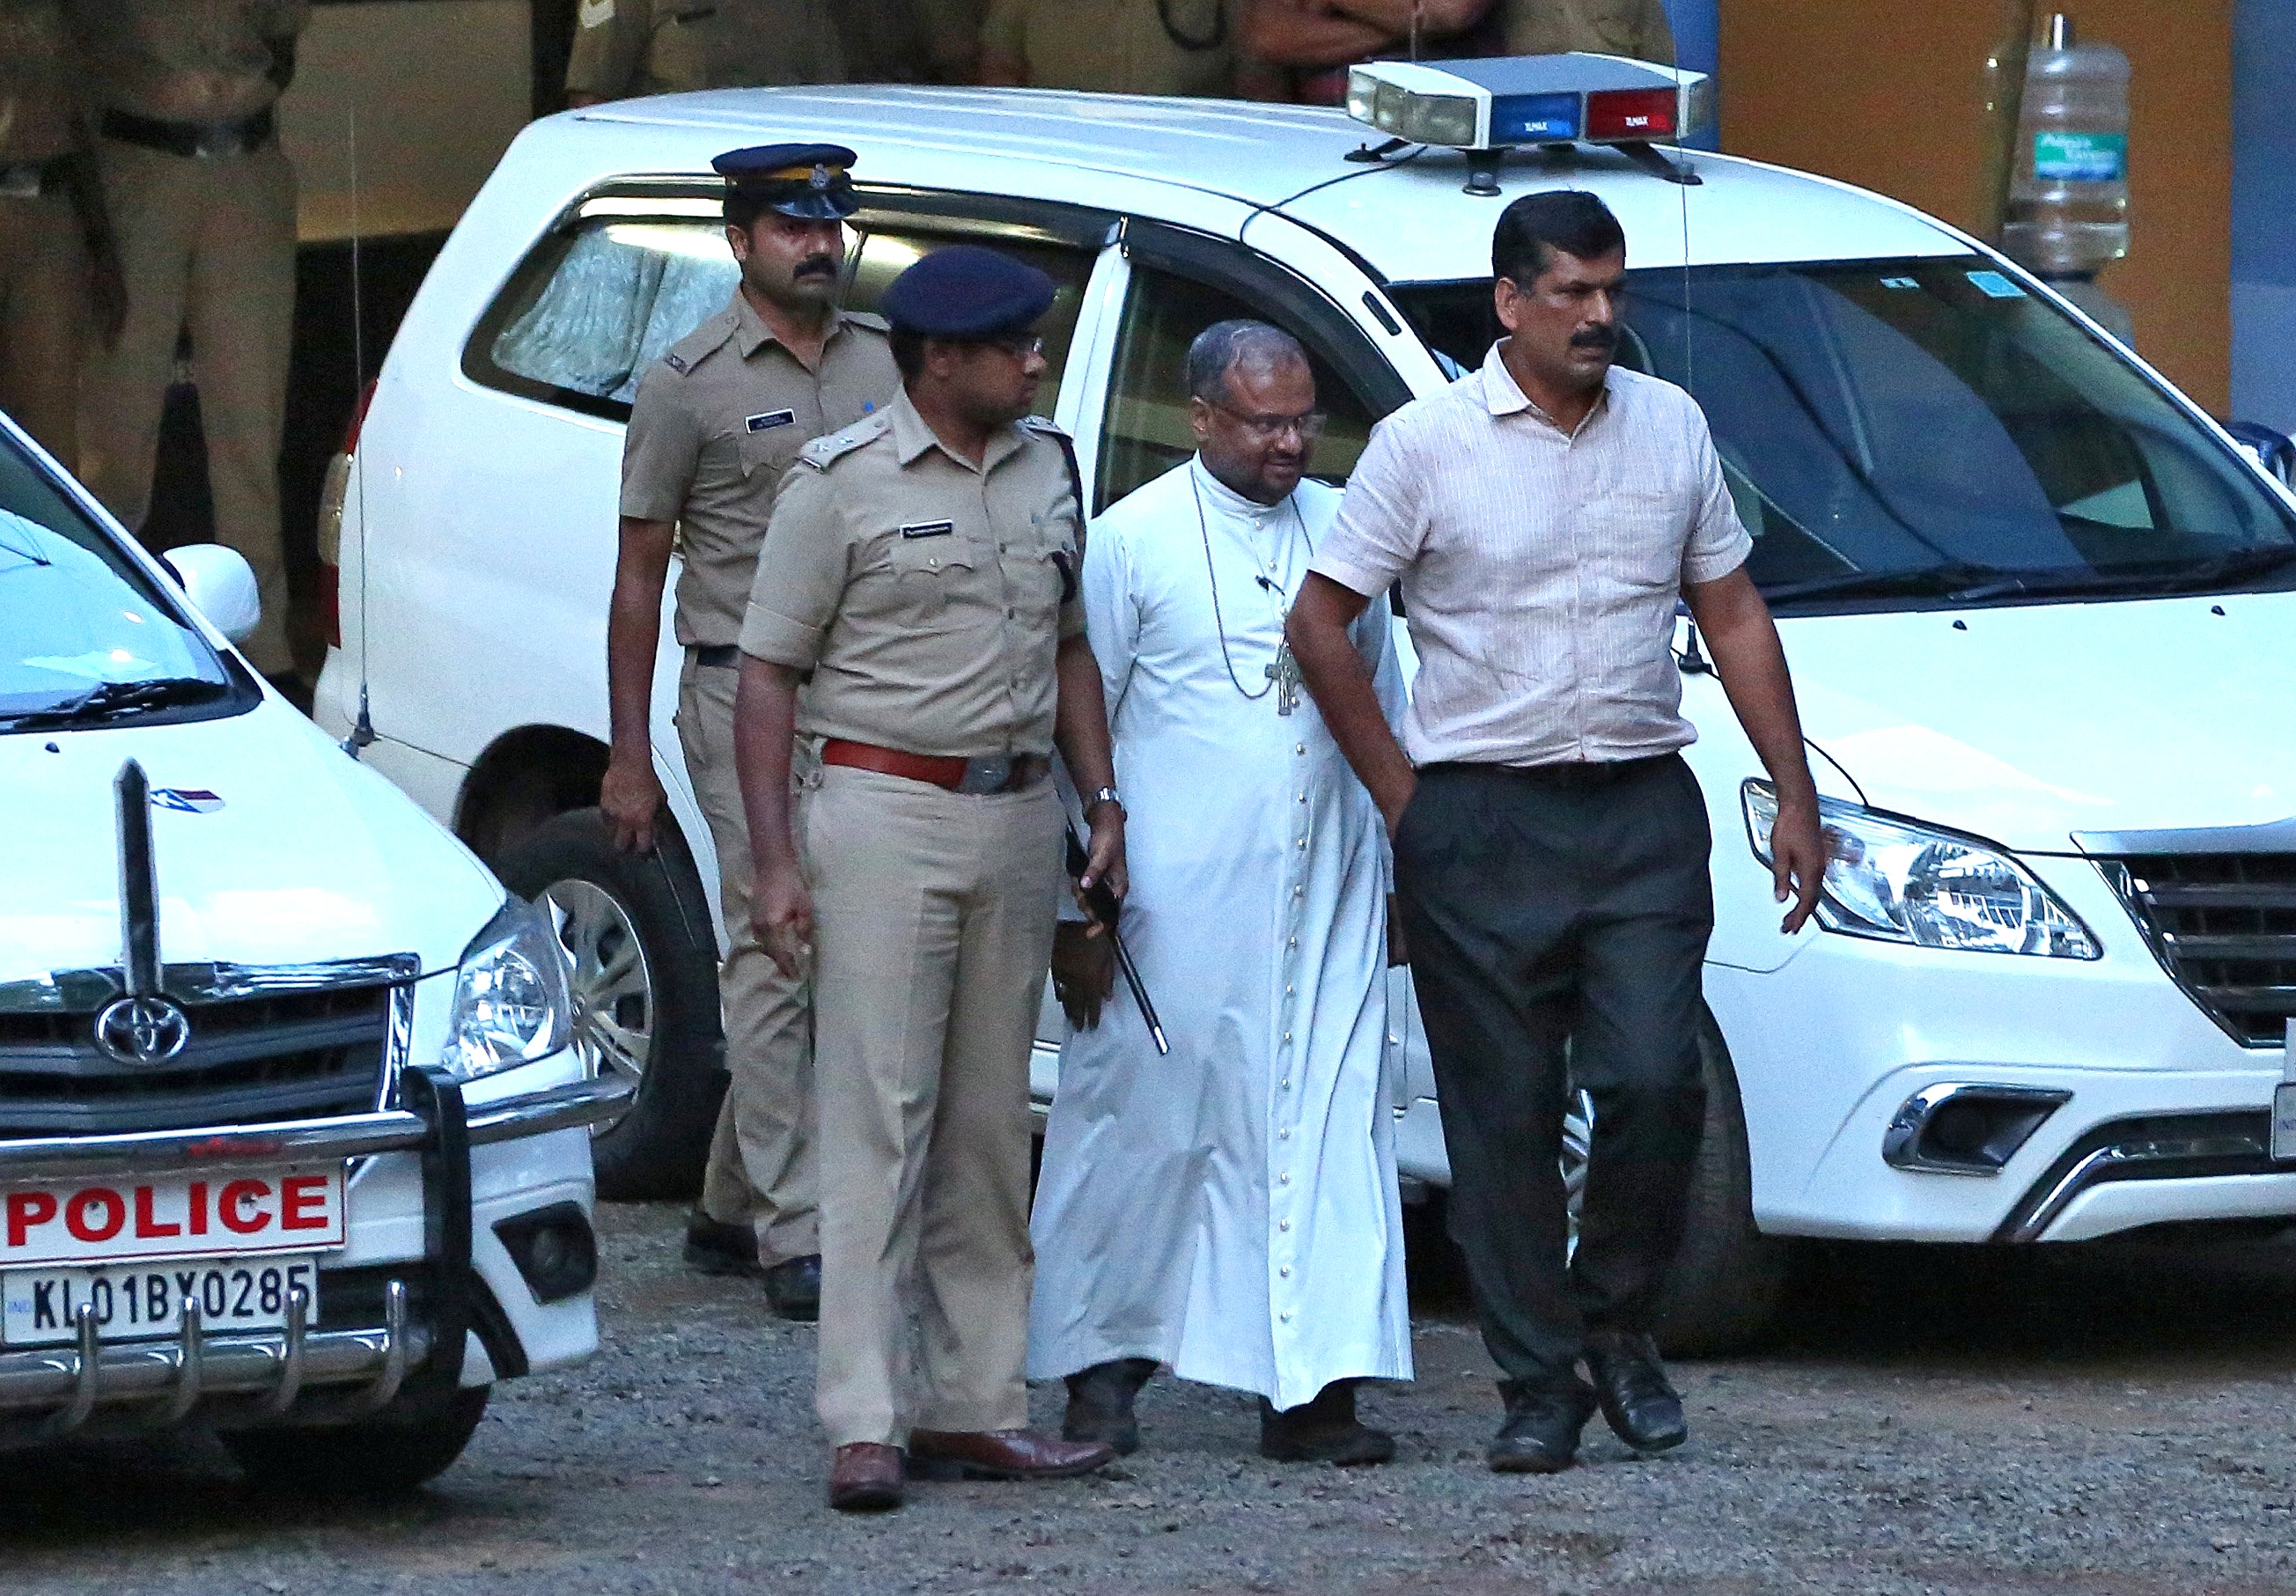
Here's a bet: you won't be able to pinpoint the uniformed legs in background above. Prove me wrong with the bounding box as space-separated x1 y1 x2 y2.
803 763 1063 1450
678 655 822 1316
0 185 92 463
77 136 298 678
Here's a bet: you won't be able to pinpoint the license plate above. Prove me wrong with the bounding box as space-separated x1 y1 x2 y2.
2273 1082 2296 1162
2 1256 320 1347
0 1166 344 1269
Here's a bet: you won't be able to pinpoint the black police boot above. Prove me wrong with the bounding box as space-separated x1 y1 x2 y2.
1486 1377 1599 1474
761 1254 821 1321
1259 1380 1395 1466
1063 1357 1159 1455
681 1211 762 1278
1583 1329 1689 1454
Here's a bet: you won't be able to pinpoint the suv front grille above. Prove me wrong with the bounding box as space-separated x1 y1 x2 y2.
0 983 394 1136
2102 854 2296 1048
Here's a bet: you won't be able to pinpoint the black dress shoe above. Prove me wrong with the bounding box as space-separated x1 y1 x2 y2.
1063 1357 1158 1455
1259 1381 1395 1466
762 1254 821 1321
1486 1378 1598 1474
1583 1329 1688 1454
681 1212 762 1277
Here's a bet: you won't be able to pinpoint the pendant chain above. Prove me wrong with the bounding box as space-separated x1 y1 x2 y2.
1189 469 1312 703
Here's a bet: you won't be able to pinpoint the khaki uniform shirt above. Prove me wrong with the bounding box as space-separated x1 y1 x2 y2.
1500 0 1674 63
69 0 310 124
565 0 845 99
621 295 897 649
980 0 1230 96
1310 344 1748 769
740 393 1085 759
1 2 78 164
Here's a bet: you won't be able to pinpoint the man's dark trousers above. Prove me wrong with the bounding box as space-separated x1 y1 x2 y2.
1395 754 1714 1390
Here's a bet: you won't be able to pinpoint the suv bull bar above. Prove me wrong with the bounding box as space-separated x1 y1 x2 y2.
0 1067 632 1441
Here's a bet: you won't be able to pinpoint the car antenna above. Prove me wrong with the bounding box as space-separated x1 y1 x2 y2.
341 103 377 760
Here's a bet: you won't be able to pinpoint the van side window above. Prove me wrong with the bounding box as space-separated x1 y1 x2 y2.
1096 266 1374 515
465 198 1099 424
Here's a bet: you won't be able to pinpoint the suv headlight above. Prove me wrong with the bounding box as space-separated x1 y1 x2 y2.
441 896 575 1079
1743 781 2099 959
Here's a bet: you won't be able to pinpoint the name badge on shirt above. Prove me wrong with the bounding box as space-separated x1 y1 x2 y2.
900 520 954 540
746 409 797 432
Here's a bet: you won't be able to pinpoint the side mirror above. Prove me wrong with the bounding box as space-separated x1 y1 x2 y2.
2225 421 2295 489
161 543 261 644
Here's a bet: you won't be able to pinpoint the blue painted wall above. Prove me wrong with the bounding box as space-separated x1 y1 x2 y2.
2233 0 2296 430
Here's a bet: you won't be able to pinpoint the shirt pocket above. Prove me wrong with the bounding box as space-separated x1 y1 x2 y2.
1606 486 1694 599
1009 513 1076 630
884 525 976 621
736 413 806 482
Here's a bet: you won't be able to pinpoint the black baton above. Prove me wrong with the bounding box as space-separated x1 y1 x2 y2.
1063 822 1168 1055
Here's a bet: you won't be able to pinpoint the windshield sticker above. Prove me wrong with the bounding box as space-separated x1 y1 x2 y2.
151 789 224 814
1965 270 2027 299
1880 277 1919 291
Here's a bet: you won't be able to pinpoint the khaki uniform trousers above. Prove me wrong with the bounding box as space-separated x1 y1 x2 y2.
675 654 821 1266
77 138 296 674
803 763 1062 1447
0 191 90 465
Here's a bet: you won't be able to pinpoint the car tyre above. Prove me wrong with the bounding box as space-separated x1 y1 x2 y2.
223 1385 490 1497
1651 1008 1792 1356
495 807 725 1201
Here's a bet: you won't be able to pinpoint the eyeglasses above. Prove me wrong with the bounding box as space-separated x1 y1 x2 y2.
983 334 1045 358
1204 399 1329 444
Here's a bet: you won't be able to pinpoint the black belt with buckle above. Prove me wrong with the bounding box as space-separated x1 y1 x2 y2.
101 107 276 160
0 155 74 200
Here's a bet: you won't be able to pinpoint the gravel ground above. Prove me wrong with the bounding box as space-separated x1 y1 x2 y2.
8 1200 2296 1595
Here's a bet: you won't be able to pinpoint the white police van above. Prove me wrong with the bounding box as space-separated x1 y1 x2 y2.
0 414 629 1486
314 63 2296 1349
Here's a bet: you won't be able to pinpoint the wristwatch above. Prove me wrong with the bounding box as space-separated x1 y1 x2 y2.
1086 785 1123 816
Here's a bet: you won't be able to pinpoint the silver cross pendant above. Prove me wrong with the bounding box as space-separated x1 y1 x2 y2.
1266 644 1302 717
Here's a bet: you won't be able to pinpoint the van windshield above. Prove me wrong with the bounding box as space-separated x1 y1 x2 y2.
0 434 238 733
1388 257 2296 609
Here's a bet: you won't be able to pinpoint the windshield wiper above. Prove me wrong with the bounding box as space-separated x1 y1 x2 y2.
1760 563 2017 605
2 675 230 732
1994 546 2296 599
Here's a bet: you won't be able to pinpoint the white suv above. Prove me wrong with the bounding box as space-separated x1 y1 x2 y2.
319 80 2296 1350
0 414 627 1488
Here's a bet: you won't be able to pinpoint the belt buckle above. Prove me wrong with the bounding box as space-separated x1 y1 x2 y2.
955 754 1012 796
0 165 41 200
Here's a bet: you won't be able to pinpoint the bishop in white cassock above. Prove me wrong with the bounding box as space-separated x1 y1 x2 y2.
1028 322 1413 1466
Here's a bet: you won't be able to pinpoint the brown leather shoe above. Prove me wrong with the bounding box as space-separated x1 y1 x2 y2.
906 1428 1115 1482
828 1442 904 1511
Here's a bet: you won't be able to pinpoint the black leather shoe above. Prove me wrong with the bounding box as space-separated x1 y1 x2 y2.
1259 1381 1395 1466
762 1254 821 1321
1063 1357 1158 1455
1584 1330 1688 1454
681 1212 761 1278
1486 1378 1598 1474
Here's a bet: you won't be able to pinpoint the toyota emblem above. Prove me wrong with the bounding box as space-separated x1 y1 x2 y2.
92 996 192 1066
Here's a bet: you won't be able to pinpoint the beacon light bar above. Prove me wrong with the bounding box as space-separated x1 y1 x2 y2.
1344 53 1711 157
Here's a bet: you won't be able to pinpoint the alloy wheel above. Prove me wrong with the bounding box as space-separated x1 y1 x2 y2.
541 877 653 1135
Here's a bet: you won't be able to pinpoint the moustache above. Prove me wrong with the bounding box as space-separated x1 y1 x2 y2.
793 257 839 280
1570 326 1618 351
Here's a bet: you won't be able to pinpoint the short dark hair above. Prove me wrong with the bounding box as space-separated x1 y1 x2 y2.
1491 190 1626 285
1185 319 1308 405
724 189 767 233
889 323 926 379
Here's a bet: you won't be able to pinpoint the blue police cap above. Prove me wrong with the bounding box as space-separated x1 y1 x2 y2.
712 143 858 221
879 246 1056 340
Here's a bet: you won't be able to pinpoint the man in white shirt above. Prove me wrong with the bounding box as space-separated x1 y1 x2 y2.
1286 191 1827 1475
1032 321 1412 1464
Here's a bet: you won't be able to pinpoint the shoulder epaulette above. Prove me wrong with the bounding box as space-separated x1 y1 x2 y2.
661 308 738 375
798 409 892 470
843 309 890 334
1019 415 1071 438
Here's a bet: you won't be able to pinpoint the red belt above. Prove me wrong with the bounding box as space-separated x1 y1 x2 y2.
820 739 1047 795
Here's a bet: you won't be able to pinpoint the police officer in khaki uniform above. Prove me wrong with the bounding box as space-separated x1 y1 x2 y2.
734 246 1126 1511
977 0 1231 96
609 144 899 1320
1497 0 1673 61
564 0 845 105
67 0 309 682
0 0 119 464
